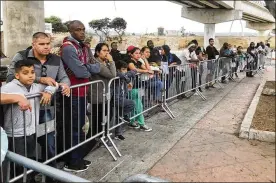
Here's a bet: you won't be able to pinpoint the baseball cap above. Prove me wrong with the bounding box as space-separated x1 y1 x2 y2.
127 45 135 52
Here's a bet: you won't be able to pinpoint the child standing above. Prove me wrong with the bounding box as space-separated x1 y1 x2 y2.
113 61 136 140
0 59 57 182
237 46 246 72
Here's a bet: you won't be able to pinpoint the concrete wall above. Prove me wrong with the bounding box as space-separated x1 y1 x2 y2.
2 1 45 58
2 33 274 58
86 35 275 50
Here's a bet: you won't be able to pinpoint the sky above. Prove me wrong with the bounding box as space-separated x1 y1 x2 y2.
43 1 257 34
1 1 257 34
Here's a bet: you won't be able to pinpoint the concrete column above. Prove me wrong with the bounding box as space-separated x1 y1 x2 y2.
204 23 215 49
258 30 270 36
3 1 45 58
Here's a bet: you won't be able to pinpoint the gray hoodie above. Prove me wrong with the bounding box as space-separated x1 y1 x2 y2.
6 48 70 86
88 58 116 104
1 79 56 137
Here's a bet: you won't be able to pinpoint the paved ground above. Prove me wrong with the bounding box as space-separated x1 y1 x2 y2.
148 64 275 182
76 62 275 182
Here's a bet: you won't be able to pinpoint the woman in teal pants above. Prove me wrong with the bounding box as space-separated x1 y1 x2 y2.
126 46 152 132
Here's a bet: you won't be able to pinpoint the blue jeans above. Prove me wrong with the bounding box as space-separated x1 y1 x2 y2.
147 76 164 100
64 96 86 165
37 109 56 166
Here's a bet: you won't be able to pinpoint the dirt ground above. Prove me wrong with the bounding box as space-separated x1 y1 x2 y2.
251 81 275 132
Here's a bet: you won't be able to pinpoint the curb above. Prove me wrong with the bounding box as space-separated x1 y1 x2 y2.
239 80 275 142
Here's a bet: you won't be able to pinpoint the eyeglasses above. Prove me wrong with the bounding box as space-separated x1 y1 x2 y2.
41 65 47 77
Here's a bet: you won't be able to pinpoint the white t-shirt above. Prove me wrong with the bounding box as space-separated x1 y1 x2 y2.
179 49 197 64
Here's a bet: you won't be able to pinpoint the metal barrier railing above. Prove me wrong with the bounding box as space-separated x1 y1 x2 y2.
2 151 90 183
0 53 265 182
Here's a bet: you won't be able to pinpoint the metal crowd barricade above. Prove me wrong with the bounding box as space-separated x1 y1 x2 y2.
0 80 119 182
1 151 90 183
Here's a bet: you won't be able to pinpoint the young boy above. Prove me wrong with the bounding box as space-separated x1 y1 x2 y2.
113 61 136 140
0 59 57 180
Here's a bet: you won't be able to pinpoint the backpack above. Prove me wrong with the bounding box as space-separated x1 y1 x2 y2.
50 41 78 57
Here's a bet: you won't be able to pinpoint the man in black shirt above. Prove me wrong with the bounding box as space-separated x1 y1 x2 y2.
110 42 122 67
205 38 219 89
147 40 162 66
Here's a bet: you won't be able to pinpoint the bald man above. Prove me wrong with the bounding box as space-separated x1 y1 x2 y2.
60 20 100 172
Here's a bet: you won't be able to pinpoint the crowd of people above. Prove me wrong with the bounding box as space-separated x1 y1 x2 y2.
0 19 273 182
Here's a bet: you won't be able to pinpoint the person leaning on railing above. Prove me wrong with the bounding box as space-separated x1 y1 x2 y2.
6 32 71 175
1 59 57 182
236 46 247 72
246 42 258 77
179 42 199 93
87 43 117 148
127 46 152 132
0 93 33 167
160 45 182 99
60 20 101 173
219 42 235 83
112 60 136 140
205 38 219 89
140 46 164 102
192 39 204 93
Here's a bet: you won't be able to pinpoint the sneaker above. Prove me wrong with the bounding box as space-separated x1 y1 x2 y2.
82 159 92 167
63 162 89 173
140 125 152 132
128 123 140 129
198 88 203 92
115 135 125 141
205 85 209 89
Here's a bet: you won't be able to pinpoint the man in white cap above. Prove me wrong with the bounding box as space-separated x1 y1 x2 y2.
180 42 199 93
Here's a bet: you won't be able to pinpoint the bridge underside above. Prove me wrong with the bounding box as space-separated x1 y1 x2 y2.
172 0 275 47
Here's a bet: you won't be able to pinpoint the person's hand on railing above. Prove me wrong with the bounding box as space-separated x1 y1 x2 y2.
17 94 32 112
39 77 57 86
40 92 52 106
59 83 70 97
148 70 154 74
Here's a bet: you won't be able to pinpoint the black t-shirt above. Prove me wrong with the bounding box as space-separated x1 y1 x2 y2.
148 48 161 63
127 59 143 88
206 45 219 60
127 59 143 70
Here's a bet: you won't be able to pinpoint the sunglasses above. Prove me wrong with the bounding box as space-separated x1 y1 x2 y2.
41 65 47 77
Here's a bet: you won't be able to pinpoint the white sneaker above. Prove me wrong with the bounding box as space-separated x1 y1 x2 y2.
140 125 152 132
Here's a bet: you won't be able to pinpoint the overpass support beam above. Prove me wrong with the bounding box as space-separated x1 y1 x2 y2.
246 22 275 36
2 1 45 58
181 6 243 48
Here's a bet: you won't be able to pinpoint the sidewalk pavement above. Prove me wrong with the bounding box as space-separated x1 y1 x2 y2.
77 63 275 182
148 66 275 182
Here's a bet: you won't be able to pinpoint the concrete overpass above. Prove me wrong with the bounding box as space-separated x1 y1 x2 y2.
171 0 275 47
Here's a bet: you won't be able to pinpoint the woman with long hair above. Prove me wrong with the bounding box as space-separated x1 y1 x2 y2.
87 43 117 147
140 46 163 102
127 47 152 132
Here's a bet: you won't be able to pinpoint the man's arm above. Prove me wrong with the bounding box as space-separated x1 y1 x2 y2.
98 61 117 79
0 87 31 111
61 45 91 78
57 60 71 86
117 70 137 84
6 53 23 83
173 54 182 65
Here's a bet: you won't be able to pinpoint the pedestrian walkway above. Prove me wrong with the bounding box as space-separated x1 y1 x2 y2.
148 67 275 182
